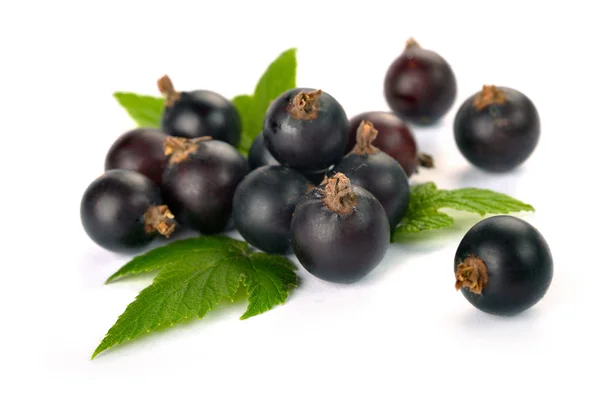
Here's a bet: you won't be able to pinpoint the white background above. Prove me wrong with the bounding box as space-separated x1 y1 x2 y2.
2 1 599 397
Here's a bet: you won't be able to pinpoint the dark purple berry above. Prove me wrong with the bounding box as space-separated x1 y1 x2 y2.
333 121 410 228
384 38 457 125
161 137 249 234
454 215 553 316
157 75 242 147
248 132 280 170
263 88 349 171
290 173 390 284
232 165 310 254
346 111 433 176
80 169 176 253
104 128 168 187
454 85 540 172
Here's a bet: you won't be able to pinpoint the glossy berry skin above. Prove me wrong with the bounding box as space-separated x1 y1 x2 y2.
290 182 390 284
384 40 457 125
454 215 553 316
248 132 330 184
161 140 249 234
104 128 168 187
263 87 349 171
232 166 310 254
161 90 242 146
81 170 165 253
248 132 280 170
346 111 420 176
333 151 410 229
454 86 540 172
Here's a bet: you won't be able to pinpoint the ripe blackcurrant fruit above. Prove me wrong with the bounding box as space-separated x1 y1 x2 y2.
232 165 310 254
346 111 433 176
333 121 410 229
453 85 541 172
248 132 280 170
161 137 249 234
80 169 176 253
454 215 553 316
290 173 390 284
104 128 168 187
263 88 349 172
384 38 457 125
157 75 242 147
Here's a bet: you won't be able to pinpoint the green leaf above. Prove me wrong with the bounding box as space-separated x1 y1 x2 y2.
113 92 164 127
234 48 297 155
392 210 454 238
393 183 535 240
92 236 297 359
231 94 256 156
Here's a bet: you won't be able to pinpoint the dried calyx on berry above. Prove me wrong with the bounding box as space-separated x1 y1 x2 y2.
163 136 213 164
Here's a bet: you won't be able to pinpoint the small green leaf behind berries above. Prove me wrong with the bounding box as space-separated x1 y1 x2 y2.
112 92 164 128
232 47 297 155
393 182 535 240
92 236 297 359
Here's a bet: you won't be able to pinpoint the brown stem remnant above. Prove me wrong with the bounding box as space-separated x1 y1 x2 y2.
405 37 420 49
144 205 176 238
287 89 322 120
418 153 435 168
322 172 358 215
352 120 380 155
163 136 212 164
455 255 489 294
473 85 507 110
157 75 181 107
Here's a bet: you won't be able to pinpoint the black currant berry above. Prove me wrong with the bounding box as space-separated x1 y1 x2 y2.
80 169 176 253
384 38 457 125
454 215 553 316
263 88 349 171
333 121 410 229
290 173 390 284
248 132 280 170
232 165 310 254
157 75 242 147
161 137 249 234
346 111 433 177
104 128 168 187
454 85 540 172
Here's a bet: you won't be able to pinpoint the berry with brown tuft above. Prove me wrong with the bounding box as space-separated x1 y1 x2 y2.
80 170 176 253
454 215 553 316
161 139 249 234
290 172 390 284
157 74 242 147
346 111 434 177
263 87 349 172
454 85 540 172
331 120 411 228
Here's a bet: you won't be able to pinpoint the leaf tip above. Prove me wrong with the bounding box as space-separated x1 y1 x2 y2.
91 348 102 360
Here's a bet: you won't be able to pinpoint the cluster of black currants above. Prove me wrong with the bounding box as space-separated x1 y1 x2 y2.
80 75 250 253
237 87 422 284
81 36 551 315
